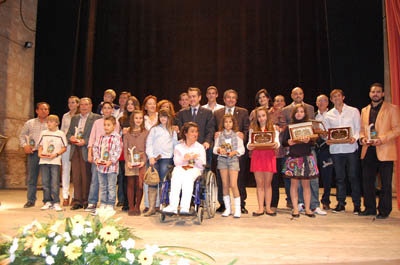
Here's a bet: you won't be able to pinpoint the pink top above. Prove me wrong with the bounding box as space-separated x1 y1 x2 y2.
173 141 206 171
88 118 120 148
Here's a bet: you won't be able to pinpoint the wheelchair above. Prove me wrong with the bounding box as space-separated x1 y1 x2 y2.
159 165 217 224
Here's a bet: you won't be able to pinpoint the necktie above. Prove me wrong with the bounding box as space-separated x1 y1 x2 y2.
192 108 197 120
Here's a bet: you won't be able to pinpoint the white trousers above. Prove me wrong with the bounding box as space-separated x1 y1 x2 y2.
168 166 200 212
61 145 72 199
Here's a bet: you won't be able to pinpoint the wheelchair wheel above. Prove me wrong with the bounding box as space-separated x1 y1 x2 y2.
205 170 217 219
197 207 204 224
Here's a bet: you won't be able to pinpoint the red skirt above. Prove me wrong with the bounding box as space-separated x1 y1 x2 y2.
250 150 277 173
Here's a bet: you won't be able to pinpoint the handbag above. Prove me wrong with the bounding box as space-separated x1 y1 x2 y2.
144 166 160 186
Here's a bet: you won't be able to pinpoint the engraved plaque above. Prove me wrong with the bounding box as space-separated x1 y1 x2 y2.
288 122 319 142
248 131 275 150
326 127 352 144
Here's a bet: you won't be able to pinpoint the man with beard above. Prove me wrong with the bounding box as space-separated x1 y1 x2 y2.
359 83 400 219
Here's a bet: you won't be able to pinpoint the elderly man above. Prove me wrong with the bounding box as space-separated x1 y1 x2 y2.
19 102 50 208
359 83 400 219
214 89 250 214
324 89 362 214
66 98 101 210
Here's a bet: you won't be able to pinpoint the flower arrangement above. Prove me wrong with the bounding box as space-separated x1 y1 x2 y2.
0 208 219 265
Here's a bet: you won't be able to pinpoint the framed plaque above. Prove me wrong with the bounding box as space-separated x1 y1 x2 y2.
326 127 352 144
248 131 276 150
310 119 327 135
288 122 319 142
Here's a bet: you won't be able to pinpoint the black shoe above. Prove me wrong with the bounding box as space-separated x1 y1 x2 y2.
216 205 225 213
265 211 277 217
332 204 345 213
71 204 83 210
353 206 361 215
291 213 300 218
376 213 389 219
24 201 35 208
241 206 248 214
305 213 316 218
359 210 377 216
122 206 129 212
116 202 124 207
252 212 264 217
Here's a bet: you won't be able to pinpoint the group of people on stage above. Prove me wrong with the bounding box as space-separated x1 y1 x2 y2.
19 83 400 219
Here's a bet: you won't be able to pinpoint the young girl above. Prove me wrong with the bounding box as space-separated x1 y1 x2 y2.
117 96 140 210
60 96 80 206
282 104 319 218
247 107 280 216
142 95 158 213
123 110 149 216
145 109 178 216
213 114 245 218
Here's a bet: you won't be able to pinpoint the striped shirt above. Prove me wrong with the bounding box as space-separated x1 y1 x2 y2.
93 131 122 173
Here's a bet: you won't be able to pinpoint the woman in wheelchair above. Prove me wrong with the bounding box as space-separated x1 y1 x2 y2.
162 122 206 215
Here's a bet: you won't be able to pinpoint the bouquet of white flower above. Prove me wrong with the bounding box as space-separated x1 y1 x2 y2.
0 208 218 265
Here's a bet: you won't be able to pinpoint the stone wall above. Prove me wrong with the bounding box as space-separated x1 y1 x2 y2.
0 0 38 188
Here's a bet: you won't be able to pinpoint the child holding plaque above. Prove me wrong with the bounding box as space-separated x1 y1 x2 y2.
282 104 319 218
123 110 149 216
247 107 280 217
38 115 67 211
213 114 245 218
93 116 122 210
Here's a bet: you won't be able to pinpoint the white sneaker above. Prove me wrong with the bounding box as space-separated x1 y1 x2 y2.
53 203 63 212
162 205 177 214
313 207 327 215
298 203 305 213
41 202 53 210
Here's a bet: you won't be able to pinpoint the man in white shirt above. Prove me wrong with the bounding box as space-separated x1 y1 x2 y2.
324 89 361 214
315 95 334 210
202 86 224 113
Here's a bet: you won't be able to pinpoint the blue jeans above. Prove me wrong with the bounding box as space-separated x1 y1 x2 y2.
298 178 320 209
117 161 125 204
98 172 118 206
40 164 61 203
150 158 173 188
88 163 99 205
331 151 361 207
146 158 173 207
27 151 40 203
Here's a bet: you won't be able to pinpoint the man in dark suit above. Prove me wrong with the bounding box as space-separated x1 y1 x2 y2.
214 89 250 214
66 97 101 210
177 87 216 155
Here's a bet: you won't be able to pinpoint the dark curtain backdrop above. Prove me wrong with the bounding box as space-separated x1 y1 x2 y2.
34 0 383 119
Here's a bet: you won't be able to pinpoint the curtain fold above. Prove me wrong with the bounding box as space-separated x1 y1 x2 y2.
385 0 400 209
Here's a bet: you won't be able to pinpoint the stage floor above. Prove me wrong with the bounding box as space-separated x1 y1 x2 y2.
0 188 399 265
